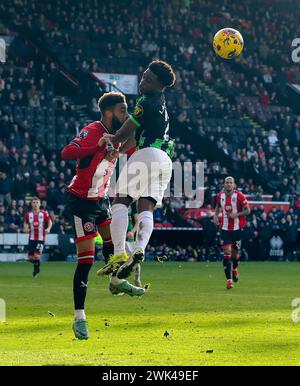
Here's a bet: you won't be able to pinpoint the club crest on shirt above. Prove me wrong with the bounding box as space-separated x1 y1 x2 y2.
84 222 94 232
79 130 88 139
133 105 143 118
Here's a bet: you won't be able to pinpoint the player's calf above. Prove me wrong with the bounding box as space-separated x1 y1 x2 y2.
223 254 232 280
102 237 114 264
73 250 94 339
30 253 41 278
232 248 240 283
232 269 239 282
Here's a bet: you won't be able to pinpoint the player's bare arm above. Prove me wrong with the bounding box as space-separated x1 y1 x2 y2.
99 118 136 147
45 218 53 234
119 134 136 154
213 204 220 226
23 221 29 233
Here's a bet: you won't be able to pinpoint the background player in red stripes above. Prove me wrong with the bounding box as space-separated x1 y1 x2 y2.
61 92 145 340
24 197 52 277
213 177 251 289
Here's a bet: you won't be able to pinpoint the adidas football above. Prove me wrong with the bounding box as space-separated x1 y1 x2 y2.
213 28 244 59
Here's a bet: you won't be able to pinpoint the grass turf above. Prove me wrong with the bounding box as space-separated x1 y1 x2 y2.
1 261 300 366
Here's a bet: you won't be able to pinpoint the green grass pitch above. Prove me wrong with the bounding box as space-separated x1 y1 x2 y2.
1 261 300 366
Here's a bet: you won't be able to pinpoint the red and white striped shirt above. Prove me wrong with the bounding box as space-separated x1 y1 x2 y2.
61 121 120 200
216 190 248 231
25 210 50 241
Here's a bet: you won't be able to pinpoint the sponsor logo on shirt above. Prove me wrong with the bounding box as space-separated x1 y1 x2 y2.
133 105 143 118
80 130 89 139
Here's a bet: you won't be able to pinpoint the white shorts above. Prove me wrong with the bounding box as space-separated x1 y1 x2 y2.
116 147 172 206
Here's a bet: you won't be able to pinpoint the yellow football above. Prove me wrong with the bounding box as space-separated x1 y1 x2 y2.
213 28 244 59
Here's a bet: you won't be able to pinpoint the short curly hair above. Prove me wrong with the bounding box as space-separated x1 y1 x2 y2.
149 60 176 88
98 92 126 114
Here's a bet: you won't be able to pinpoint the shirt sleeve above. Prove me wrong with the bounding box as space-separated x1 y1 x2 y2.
61 127 102 160
44 211 50 222
238 192 249 207
25 212 29 224
129 98 152 128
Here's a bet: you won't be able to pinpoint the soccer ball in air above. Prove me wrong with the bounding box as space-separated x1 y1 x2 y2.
213 28 244 59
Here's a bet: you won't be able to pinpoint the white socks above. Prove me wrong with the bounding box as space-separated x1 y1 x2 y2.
110 206 153 256
75 309 86 320
134 211 153 251
110 204 128 256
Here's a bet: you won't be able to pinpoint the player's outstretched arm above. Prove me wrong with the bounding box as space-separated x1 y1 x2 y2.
61 128 104 160
119 134 136 154
101 118 137 146
61 141 99 160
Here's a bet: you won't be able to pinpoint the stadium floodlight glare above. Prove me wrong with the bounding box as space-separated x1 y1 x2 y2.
0 298 6 322
0 39 6 63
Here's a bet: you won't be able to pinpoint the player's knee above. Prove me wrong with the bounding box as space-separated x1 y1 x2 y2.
223 247 231 257
33 252 41 261
113 195 132 207
137 197 156 212
76 238 95 255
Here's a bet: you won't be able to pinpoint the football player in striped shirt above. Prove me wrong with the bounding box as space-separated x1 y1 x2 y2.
213 177 250 289
24 197 52 277
61 92 145 340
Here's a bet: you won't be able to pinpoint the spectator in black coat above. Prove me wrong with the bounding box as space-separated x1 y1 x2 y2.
242 221 257 261
258 213 273 260
199 213 218 260
278 178 291 202
0 115 13 141
283 215 299 261
13 173 28 200
0 172 12 206
46 181 59 210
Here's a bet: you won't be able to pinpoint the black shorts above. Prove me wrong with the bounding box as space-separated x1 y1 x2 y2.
64 191 111 242
220 229 243 251
28 240 44 256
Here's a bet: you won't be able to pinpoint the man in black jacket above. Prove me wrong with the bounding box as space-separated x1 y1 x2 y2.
283 215 298 261
258 213 273 261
